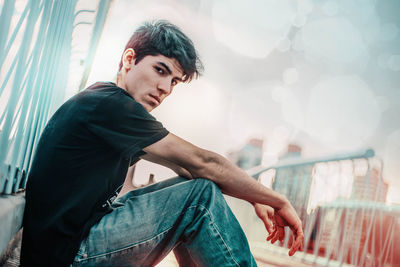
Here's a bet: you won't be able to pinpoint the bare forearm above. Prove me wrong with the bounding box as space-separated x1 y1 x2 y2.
194 151 288 209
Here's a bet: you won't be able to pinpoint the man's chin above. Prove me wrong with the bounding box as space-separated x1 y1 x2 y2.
145 105 156 112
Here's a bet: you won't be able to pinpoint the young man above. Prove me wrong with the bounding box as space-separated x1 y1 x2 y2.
21 20 304 266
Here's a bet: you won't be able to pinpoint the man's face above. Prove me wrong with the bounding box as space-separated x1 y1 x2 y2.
123 53 184 112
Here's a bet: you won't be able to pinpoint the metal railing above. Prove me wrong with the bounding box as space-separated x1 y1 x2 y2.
244 148 399 266
0 0 112 194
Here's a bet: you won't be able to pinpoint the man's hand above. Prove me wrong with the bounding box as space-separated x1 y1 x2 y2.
254 202 304 256
254 203 275 234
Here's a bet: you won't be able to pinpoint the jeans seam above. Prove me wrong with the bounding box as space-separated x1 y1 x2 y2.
186 204 240 267
80 226 173 261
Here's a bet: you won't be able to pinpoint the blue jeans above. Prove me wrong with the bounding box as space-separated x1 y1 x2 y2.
71 177 257 266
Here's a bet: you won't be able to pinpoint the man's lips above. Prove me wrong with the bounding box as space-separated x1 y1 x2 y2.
149 94 161 105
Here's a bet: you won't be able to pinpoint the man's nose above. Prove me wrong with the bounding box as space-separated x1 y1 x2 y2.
157 79 172 95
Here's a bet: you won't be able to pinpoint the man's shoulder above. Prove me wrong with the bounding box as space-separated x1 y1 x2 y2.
80 81 123 99
69 82 132 109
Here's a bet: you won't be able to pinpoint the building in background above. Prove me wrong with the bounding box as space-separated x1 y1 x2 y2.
279 143 302 160
351 167 388 202
227 138 264 171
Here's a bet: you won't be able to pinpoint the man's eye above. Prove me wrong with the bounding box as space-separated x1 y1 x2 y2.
155 67 164 74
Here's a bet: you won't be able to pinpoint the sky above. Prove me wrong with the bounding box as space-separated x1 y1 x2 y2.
82 0 400 203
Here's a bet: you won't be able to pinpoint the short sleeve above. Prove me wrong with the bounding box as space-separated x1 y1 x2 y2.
87 90 169 158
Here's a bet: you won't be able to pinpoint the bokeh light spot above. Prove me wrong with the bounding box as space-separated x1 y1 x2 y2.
283 68 299 85
277 37 291 52
297 17 369 71
212 0 296 58
379 22 398 42
281 87 304 130
388 54 400 71
322 1 339 16
305 76 381 150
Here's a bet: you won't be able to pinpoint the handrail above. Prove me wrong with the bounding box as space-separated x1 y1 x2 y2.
247 148 375 178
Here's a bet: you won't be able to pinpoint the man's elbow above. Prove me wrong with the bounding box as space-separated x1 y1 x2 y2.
175 167 194 179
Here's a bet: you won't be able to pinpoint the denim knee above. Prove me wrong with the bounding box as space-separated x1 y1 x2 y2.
192 178 225 206
194 178 221 194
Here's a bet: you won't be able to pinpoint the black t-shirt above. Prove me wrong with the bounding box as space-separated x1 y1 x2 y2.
20 82 169 266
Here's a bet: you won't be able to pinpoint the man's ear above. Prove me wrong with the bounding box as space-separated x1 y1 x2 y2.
122 48 136 70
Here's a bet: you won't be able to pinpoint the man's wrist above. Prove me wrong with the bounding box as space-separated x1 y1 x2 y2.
275 193 289 210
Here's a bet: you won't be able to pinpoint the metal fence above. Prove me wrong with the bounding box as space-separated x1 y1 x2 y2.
244 148 400 267
0 0 112 194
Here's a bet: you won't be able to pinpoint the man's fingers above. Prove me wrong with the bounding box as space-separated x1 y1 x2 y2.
288 233 304 256
266 229 276 242
278 227 285 241
288 241 300 256
264 218 274 234
271 234 279 244
267 226 284 244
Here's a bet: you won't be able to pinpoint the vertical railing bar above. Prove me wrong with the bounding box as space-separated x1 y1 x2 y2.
356 205 366 266
0 1 29 69
380 218 394 265
389 220 394 267
0 0 16 65
8 51 33 124
313 207 323 260
378 209 383 265
349 208 359 265
371 209 377 266
360 208 374 267
337 205 349 264
323 207 337 264
334 206 344 263
0 52 18 96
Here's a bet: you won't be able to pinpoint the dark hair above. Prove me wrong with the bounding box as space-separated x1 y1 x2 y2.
119 20 203 82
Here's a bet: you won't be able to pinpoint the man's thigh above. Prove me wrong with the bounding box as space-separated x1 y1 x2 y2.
72 177 208 266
